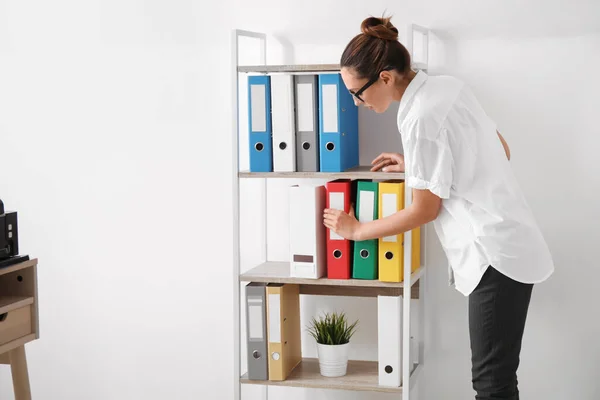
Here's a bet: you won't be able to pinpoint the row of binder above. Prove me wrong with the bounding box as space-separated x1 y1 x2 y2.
247 73 359 173
289 179 420 282
245 281 408 387
245 282 302 382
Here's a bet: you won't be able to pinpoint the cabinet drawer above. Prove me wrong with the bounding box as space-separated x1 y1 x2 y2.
0 305 32 346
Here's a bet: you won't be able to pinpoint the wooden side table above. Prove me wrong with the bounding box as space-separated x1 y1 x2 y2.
0 258 39 400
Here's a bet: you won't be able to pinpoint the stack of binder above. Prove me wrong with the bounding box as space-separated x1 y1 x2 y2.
247 73 359 173
245 282 302 381
286 179 420 282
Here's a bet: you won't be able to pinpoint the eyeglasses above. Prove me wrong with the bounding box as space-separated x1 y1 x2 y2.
349 66 394 102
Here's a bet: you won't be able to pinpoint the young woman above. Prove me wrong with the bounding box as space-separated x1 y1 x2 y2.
323 16 554 400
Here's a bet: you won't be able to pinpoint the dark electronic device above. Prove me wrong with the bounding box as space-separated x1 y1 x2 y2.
0 199 29 269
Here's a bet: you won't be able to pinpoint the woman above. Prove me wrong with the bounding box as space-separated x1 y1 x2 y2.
323 16 554 400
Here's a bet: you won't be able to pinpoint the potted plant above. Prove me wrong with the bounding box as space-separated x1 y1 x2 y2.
307 311 359 377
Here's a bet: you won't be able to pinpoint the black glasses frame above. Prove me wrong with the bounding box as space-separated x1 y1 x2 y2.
349 66 394 102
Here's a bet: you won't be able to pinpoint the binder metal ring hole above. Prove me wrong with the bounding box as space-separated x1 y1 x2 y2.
0 313 7 322
302 141 311 150
385 251 394 260
279 142 287 150
255 142 264 152
252 350 261 359
385 365 393 374
333 249 342 259
326 142 335 151
360 249 369 259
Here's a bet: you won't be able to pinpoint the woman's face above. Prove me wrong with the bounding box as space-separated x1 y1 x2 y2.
340 67 397 113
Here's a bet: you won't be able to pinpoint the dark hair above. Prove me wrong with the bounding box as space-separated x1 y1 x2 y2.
340 16 412 79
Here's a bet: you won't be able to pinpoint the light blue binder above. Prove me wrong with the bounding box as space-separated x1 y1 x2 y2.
248 75 273 172
318 73 359 173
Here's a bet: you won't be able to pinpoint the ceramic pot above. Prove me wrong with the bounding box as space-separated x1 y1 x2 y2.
316 342 349 377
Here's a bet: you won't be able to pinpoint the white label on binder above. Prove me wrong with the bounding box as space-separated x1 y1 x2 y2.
329 192 344 240
322 84 338 133
268 293 281 343
292 263 316 278
248 301 263 340
297 83 314 132
382 193 398 242
272 75 293 133
251 84 266 132
358 191 375 222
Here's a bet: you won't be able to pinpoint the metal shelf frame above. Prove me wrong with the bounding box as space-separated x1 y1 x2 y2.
231 25 430 400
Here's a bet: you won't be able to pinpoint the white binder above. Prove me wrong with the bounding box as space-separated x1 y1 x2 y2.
378 295 402 387
271 74 296 172
289 184 327 279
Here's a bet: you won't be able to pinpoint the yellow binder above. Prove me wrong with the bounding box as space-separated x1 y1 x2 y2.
378 180 421 282
266 283 301 381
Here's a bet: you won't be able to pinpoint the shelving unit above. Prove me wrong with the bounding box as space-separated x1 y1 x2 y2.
232 26 429 400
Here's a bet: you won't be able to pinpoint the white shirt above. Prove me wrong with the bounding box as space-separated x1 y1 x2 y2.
397 70 554 296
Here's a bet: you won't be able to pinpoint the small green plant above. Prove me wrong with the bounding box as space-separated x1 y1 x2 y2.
307 311 359 345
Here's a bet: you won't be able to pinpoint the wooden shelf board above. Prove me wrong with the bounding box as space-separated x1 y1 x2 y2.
238 63 427 74
0 334 36 355
238 64 341 73
0 258 38 277
0 296 34 315
240 358 402 393
240 261 422 290
239 166 405 180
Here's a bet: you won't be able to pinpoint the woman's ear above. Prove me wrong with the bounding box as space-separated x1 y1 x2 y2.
380 70 394 85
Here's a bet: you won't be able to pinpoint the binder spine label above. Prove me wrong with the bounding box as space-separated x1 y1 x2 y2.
268 293 281 343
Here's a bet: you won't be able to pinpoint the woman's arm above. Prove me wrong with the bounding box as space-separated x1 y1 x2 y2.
497 131 510 160
353 188 441 241
323 188 442 241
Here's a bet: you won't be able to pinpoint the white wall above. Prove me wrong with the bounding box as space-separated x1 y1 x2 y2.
0 1 235 399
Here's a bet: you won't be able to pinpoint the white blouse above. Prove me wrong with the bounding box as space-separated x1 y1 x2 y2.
397 70 554 296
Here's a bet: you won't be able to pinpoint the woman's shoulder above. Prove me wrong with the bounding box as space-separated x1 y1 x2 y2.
421 73 465 99
398 73 471 139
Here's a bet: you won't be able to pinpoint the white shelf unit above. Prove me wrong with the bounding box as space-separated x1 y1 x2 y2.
232 26 429 400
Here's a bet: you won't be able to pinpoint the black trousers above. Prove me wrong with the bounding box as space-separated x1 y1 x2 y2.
469 266 533 400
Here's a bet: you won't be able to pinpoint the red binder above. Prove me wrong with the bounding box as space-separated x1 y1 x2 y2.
325 179 353 279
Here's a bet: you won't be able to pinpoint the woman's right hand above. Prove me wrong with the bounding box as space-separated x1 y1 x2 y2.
370 152 405 172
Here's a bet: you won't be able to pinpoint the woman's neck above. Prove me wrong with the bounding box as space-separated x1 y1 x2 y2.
393 69 417 102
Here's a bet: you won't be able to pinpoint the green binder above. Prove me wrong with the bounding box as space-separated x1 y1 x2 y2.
352 181 378 279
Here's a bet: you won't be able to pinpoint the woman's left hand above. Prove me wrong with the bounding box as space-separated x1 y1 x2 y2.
323 206 361 241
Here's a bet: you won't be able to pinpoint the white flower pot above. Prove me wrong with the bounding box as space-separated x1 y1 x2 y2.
316 343 350 377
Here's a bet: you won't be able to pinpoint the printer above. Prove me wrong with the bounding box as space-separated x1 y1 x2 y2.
0 199 29 268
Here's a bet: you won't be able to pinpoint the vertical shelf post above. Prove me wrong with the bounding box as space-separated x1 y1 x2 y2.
403 183 413 400
407 24 430 72
232 28 268 400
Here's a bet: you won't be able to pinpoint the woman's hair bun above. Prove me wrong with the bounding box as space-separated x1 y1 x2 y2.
360 16 399 41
